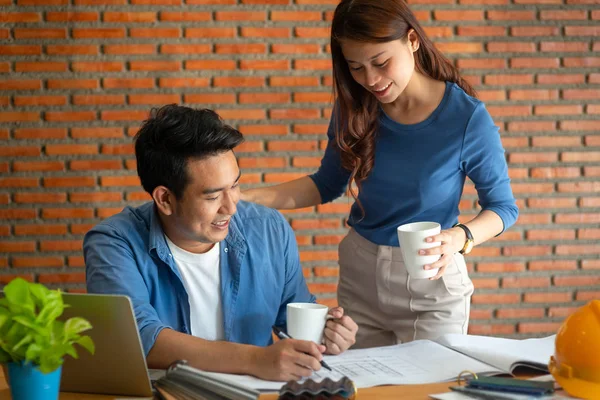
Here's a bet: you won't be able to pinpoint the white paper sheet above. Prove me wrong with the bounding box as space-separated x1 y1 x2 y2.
210 339 503 391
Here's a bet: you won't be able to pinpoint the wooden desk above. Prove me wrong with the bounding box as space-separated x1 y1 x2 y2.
0 366 455 399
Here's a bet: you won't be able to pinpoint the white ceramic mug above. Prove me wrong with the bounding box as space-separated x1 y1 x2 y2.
397 221 441 279
286 303 329 344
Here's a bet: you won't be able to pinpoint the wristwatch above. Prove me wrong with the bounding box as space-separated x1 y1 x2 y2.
453 223 474 255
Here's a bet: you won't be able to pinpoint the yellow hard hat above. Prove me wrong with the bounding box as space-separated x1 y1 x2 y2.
549 299 600 399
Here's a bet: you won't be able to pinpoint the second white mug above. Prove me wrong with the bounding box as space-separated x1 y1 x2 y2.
286 303 329 344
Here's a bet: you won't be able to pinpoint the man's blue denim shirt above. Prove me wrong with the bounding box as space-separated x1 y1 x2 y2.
84 200 315 356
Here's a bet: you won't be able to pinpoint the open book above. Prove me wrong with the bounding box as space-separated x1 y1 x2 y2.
435 333 555 375
194 334 556 391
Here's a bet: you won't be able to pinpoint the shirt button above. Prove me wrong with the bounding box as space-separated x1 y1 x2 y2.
224 248 228 253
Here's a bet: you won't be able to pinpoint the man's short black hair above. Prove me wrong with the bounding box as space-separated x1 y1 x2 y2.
134 104 244 199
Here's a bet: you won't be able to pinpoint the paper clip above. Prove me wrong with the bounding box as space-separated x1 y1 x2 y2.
457 370 478 386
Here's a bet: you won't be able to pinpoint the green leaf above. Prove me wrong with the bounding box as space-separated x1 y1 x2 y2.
4 278 34 313
25 343 42 363
75 335 95 355
12 333 33 352
36 300 64 327
64 317 92 338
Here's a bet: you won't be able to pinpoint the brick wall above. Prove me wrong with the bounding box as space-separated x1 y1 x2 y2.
0 0 598 338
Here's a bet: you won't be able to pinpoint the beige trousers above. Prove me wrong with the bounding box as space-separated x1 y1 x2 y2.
337 229 474 349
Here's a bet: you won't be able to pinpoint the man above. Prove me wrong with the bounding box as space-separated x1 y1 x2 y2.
84 105 358 382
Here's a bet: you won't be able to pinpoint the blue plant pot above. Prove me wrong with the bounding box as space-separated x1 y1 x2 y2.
7 362 61 400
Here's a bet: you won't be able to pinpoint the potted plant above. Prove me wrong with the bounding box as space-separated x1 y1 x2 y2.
0 278 95 400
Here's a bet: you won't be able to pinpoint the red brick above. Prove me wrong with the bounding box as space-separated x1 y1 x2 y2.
0 45 41 55
518 322 562 334
215 44 266 54
216 109 265 120
72 28 125 39
129 93 180 105
47 79 98 90
161 44 211 54
542 42 588 52
508 152 557 163
269 109 320 119
13 160 64 173
0 274 36 285
0 112 39 122
38 273 86 284
71 224 95 235
0 12 41 22
293 124 328 135
291 219 340 230
0 177 39 188
238 93 289 104
469 324 515 335
496 308 545 319
271 44 320 54
216 11 265 21
159 11 211 21
101 110 148 121
554 275 600 287
70 160 122 171
502 277 550 288
510 57 560 68
72 61 123 73
69 192 122 203
538 74 585 84
46 11 98 22
472 294 521 304
71 127 123 139
541 10 588 20
14 224 67 236
239 60 289 70
104 44 155 55
300 251 338 262
565 26 600 36
270 11 321 21
535 105 582 115
526 229 576 240
12 256 64 268
130 27 180 38
100 176 141 187
524 292 571 303
267 141 318 151
436 43 482 53
582 260 600 270
185 60 236 70
0 241 36 253
511 26 559 36
44 177 96 188
238 125 288 135
185 28 236 38
186 93 237 104
40 240 82 252
530 166 580 178
434 10 483 20
214 77 263 88
103 11 156 23
73 94 124 106
101 144 134 155
548 307 578 318
0 209 37 219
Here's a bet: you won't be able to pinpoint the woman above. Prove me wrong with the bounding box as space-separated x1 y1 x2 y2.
242 0 518 349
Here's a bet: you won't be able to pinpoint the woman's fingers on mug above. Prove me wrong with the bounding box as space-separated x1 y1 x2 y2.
429 263 447 280
425 253 451 270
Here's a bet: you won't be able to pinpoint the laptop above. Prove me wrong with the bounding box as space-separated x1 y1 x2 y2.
59 293 154 397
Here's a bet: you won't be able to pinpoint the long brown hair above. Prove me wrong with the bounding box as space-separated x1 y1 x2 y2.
330 0 476 215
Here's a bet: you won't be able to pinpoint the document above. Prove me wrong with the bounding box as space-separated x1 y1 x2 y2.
203 334 556 391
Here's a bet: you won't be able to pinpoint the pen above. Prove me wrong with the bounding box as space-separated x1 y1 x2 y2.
272 325 333 371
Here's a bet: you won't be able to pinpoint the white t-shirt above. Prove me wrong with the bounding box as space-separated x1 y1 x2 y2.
165 236 224 341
